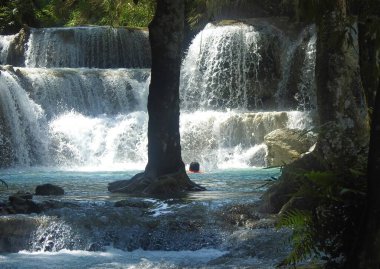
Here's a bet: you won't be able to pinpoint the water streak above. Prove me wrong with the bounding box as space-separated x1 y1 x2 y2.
0 34 17 64
24 27 151 68
181 23 283 111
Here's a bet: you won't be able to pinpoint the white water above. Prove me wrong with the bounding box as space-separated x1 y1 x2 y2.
181 23 284 111
24 27 151 68
295 29 316 110
0 34 17 64
0 247 228 269
1 23 316 170
0 68 49 166
0 23 318 268
17 67 150 118
0 66 312 169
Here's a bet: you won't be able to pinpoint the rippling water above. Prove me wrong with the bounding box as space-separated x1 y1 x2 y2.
0 167 280 203
0 168 287 269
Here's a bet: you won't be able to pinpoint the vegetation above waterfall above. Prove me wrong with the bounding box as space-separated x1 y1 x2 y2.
1 0 297 34
0 0 155 33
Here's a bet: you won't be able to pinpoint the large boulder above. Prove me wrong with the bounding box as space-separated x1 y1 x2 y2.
35 184 64 196
264 128 317 167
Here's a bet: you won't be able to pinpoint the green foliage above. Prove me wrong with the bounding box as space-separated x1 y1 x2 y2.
0 0 40 34
60 0 155 27
277 170 366 268
277 209 315 266
1 0 155 33
185 0 232 31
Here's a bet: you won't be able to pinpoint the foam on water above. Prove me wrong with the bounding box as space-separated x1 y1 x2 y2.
0 247 228 269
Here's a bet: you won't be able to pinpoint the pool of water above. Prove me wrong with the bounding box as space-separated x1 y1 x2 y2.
0 167 280 203
0 168 288 269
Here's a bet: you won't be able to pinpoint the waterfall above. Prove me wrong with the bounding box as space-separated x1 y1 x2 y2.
0 27 151 68
15 67 150 118
0 67 150 169
181 23 283 111
0 34 17 64
0 23 316 170
0 67 49 167
276 25 317 110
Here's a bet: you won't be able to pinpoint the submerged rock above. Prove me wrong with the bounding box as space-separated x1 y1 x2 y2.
35 184 64 196
114 198 154 209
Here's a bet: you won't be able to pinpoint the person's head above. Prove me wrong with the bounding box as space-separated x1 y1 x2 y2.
189 161 200 172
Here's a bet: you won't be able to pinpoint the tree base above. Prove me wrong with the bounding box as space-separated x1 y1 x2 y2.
108 170 205 196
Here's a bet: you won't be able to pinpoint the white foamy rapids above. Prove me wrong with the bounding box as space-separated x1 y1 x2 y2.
1 65 313 169
49 111 149 170
25 27 151 68
180 23 282 111
0 34 17 64
15 67 150 118
180 110 311 170
0 248 228 269
0 69 49 166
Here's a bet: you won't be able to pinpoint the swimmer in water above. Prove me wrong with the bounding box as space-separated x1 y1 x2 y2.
189 161 200 173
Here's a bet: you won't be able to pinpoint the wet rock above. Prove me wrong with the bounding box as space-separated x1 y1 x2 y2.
35 183 64 196
8 192 42 214
114 198 154 209
88 242 105 252
0 216 41 252
40 200 79 211
12 191 33 200
264 128 317 167
216 204 261 227
6 27 29 66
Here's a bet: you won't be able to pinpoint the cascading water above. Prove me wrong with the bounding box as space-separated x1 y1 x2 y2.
0 67 49 167
181 23 283 111
0 21 317 268
1 27 151 68
0 22 316 170
0 34 17 64
25 27 151 68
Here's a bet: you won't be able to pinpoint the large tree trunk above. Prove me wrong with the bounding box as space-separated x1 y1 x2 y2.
346 4 380 265
358 0 379 110
108 0 204 196
145 0 186 178
259 0 370 214
314 0 369 170
352 79 380 268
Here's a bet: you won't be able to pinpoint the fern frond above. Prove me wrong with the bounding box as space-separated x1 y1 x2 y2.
277 210 315 266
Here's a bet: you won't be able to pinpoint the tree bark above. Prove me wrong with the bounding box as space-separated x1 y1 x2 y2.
314 0 369 170
344 1 380 266
358 0 379 110
145 0 186 178
259 0 370 214
108 0 204 196
355 79 380 269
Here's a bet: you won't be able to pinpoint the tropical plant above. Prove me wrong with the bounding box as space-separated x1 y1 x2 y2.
277 171 367 268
